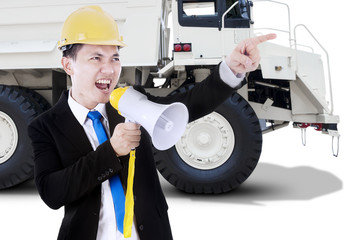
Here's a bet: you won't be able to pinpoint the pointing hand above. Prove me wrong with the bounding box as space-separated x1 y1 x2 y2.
225 33 277 75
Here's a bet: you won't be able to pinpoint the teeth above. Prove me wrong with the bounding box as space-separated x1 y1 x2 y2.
96 79 111 84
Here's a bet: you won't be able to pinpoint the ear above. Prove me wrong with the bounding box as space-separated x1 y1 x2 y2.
61 57 74 76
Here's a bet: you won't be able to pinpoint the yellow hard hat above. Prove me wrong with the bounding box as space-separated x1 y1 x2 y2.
58 5 126 50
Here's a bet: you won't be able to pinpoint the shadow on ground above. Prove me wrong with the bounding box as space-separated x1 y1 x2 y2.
160 162 343 205
1 162 342 205
0 179 37 195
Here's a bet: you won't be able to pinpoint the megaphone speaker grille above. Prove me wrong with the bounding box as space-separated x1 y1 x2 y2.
152 102 188 150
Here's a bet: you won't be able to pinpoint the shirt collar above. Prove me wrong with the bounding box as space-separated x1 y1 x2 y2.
68 89 108 126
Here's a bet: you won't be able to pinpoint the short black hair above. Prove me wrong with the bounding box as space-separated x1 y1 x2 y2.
62 44 84 60
62 44 121 60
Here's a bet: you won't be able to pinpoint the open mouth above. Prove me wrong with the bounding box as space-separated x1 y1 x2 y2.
95 79 111 91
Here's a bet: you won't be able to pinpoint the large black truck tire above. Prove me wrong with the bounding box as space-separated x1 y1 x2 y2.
0 85 49 189
154 87 263 194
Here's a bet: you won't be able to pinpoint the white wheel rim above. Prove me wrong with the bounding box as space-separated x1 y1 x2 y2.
0 111 18 164
175 112 235 170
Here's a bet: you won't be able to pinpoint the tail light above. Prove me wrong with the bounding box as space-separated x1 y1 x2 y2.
174 43 192 52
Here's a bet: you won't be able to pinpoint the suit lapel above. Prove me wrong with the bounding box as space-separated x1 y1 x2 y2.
51 92 125 156
106 103 130 185
106 102 125 134
51 91 93 155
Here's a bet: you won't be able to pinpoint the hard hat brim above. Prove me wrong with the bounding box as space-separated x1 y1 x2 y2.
58 39 126 50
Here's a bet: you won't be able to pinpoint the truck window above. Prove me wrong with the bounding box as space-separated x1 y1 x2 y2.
178 0 250 28
182 1 217 17
224 0 251 28
178 0 219 28
225 0 241 18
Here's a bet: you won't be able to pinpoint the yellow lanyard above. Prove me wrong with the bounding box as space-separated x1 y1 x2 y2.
123 149 136 238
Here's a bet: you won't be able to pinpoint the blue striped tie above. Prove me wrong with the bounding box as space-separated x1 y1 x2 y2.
87 110 125 233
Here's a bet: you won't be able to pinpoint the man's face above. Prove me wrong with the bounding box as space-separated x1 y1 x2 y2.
62 44 121 109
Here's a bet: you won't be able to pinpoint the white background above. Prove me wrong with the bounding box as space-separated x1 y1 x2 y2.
1 0 359 239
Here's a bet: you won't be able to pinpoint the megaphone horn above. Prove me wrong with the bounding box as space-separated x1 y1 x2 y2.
110 86 189 150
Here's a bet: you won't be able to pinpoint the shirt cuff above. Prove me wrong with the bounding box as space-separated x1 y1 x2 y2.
219 61 245 88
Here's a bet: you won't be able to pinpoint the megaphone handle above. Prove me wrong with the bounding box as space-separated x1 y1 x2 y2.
125 118 138 150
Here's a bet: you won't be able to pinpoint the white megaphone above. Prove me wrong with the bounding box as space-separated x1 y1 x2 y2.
109 86 189 150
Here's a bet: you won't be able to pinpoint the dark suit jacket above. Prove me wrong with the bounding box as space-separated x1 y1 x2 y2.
28 64 241 240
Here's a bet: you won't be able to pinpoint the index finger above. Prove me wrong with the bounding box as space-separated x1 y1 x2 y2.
252 33 277 46
124 122 141 130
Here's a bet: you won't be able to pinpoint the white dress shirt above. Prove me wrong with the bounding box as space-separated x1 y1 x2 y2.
68 90 139 240
219 60 245 88
66 61 242 240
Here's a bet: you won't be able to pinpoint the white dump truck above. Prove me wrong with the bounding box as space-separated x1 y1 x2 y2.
0 0 340 192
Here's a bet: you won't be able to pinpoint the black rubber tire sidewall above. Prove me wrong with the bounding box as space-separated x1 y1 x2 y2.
0 85 40 189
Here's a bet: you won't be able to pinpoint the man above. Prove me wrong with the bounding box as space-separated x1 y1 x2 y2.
28 5 275 240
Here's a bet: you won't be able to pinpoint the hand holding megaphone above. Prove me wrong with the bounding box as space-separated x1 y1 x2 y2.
109 122 141 156
109 86 189 150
